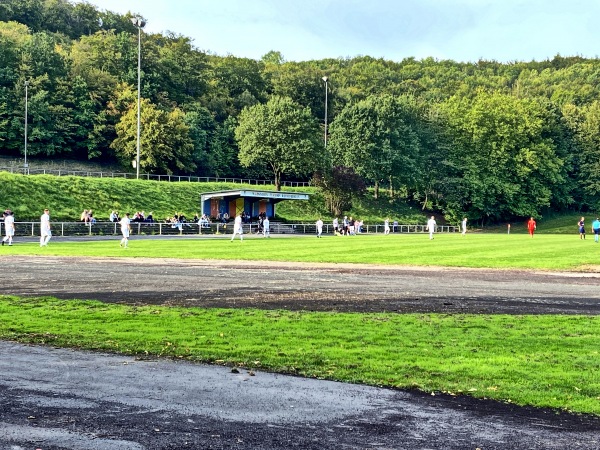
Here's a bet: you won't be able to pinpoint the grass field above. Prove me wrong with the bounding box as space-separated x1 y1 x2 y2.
3 232 600 270
1 296 599 415
1 233 600 415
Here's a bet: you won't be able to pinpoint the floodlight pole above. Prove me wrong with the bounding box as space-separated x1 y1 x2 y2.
131 16 146 179
322 76 328 147
24 80 29 172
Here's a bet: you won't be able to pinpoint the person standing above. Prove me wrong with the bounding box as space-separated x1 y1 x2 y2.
316 218 323 238
461 217 467 236
426 215 436 240
592 217 600 243
263 216 270 238
2 210 14 246
40 208 52 247
578 216 586 240
527 217 536 238
120 212 131 248
231 213 243 241
384 218 390 235
333 217 339 236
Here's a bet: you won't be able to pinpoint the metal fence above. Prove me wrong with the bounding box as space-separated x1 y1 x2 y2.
2 221 457 237
0 166 310 188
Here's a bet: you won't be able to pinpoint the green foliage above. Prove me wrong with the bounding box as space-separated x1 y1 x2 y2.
439 92 570 222
235 96 322 190
329 94 423 198
312 166 366 216
5 1 600 221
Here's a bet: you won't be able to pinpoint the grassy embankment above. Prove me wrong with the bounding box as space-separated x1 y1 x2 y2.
0 171 425 223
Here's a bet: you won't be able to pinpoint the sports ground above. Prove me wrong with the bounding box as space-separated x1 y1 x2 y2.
0 233 599 449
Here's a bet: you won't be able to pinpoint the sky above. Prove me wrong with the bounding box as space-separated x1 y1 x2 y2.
82 0 600 63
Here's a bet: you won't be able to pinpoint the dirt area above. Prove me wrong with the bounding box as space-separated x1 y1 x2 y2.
1 255 600 449
4 256 600 315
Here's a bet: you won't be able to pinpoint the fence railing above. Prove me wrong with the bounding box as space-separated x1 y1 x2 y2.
0 167 311 188
2 221 457 237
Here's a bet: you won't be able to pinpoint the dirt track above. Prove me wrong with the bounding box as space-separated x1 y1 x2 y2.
1 255 600 449
4 256 600 314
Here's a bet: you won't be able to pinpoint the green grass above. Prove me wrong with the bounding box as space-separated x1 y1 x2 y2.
1 296 598 415
0 172 428 223
3 233 600 415
5 232 600 270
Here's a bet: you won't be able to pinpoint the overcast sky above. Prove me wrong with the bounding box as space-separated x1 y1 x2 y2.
83 0 600 63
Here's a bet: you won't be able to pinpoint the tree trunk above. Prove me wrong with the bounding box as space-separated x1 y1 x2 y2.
389 175 393 197
275 172 281 191
374 181 379 199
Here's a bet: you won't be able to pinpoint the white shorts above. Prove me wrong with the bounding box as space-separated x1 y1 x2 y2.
41 228 51 237
121 228 130 238
5 228 14 237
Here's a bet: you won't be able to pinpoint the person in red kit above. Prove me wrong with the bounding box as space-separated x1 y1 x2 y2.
527 216 536 238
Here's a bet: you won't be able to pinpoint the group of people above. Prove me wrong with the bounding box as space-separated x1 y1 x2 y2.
9 208 600 248
576 216 600 242
332 216 364 236
80 209 96 224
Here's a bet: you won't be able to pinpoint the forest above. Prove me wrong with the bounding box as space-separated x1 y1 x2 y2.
2 0 600 223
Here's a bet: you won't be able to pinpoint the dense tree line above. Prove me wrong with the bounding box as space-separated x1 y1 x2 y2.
2 0 600 222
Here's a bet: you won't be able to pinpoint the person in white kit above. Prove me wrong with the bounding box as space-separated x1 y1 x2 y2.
2 210 15 246
426 215 437 240
384 218 390 235
120 212 131 248
263 216 270 238
461 217 467 236
231 213 243 241
316 218 323 238
40 208 52 247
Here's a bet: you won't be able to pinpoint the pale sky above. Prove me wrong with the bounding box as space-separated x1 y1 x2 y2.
82 0 600 63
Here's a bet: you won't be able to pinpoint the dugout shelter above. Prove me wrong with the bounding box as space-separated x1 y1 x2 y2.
200 189 309 219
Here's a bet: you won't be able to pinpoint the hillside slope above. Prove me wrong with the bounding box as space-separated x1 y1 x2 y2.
0 172 426 224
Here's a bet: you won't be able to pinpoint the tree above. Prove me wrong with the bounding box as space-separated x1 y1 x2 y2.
439 92 569 222
235 96 321 190
111 99 195 174
328 94 421 198
313 166 366 216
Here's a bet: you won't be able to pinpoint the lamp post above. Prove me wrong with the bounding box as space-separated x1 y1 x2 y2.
24 80 29 172
131 16 146 179
322 76 328 147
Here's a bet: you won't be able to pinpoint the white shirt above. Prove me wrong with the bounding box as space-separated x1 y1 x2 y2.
40 213 50 231
263 218 270 230
316 219 323 229
120 217 131 230
4 215 14 230
427 218 437 231
234 215 242 231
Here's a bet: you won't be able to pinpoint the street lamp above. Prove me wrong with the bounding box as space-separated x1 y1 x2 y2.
322 76 328 147
131 16 146 179
24 80 29 171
